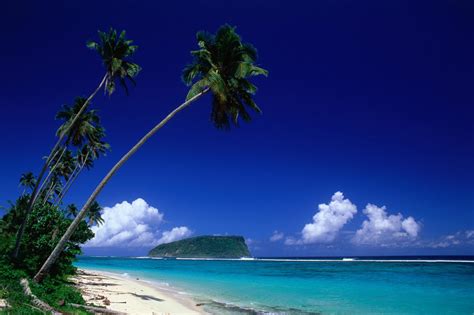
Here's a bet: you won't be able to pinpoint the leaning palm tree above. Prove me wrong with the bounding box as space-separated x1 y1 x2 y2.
19 172 36 195
37 98 102 197
13 28 140 258
34 24 267 282
55 135 110 205
86 201 104 227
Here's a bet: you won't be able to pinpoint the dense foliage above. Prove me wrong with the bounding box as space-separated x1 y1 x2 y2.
0 195 95 313
148 235 251 258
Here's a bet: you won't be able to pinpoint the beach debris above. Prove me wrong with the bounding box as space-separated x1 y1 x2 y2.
0 299 10 309
103 297 111 305
69 303 127 315
20 279 62 315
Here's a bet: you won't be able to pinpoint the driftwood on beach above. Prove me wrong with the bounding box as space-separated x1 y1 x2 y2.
68 303 127 314
20 278 125 315
20 278 62 315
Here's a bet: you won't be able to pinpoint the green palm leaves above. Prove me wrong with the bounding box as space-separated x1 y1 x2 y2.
183 25 268 128
87 28 141 95
19 172 36 192
55 97 106 148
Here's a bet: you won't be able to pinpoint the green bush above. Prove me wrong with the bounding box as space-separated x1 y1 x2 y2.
0 196 96 314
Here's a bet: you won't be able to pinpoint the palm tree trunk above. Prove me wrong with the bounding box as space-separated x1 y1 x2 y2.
54 163 80 206
55 151 90 206
13 73 108 259
33 88 209 282
37 146 67 199
42 181 57 205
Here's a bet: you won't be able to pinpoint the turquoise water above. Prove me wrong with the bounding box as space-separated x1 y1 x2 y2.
75 257 474 314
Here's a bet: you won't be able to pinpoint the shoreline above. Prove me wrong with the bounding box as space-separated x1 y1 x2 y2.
73 268 206 315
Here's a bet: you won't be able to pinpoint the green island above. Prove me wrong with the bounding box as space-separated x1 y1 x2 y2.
148 236 251 258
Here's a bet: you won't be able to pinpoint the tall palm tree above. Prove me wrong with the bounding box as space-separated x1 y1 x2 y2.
55 135 110 205
42 150 75 204
13 28 140 259
38 99 103 197
65 204 78 219
19 172 36 195
34 24 267 282
86 201 104 227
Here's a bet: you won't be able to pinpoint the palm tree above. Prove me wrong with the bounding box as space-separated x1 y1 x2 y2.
42 150 75 204
86 201 104 227
87 28 141 96
13 28 140 259
19 172 36 195
65 204 78 219
55 137 110 206
34 24 267 282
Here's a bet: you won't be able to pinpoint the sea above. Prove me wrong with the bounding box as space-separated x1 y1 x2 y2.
75 256 474 314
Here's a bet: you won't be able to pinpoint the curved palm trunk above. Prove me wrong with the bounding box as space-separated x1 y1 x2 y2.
37 146 67 199
13 74 108 259
43 181 59 205
34 88 209 282
55 151 90 206
54 163 80 206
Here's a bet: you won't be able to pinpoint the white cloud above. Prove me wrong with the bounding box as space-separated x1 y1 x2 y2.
428 230 474 248
156 226 192 245
301 192 357 243
270 231 284 242
284 237 299 245
352 203 420 246
287 192 357 245
85 198 192 247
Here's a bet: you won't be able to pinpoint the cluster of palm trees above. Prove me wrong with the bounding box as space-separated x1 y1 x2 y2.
13 25 268 282
13 29 140 260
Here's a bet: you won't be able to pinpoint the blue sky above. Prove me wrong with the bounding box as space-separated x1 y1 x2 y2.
1 0 473 256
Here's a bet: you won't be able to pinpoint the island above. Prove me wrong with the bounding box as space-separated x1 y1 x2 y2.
148 235 251 258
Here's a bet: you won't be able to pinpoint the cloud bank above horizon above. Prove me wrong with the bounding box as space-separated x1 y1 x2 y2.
85 198 192 248
282 191 424 248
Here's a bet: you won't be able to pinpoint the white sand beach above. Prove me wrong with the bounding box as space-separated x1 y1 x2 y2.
72 269 205 315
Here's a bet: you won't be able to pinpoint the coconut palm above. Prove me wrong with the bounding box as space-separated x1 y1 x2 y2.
19 172 36 195
65 204 78 219
86 201 104 227
55 136 110 205
13 28 140 259
34 25 267 282
42 150 75 204
87 28 141 96
38 99 103 197
56 98 102 147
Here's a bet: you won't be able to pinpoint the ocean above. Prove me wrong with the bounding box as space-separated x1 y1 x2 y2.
75 256 474 314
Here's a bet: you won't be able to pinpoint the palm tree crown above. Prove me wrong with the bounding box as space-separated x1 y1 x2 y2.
19 172 36 191
182 24 268 128
86 201 104 227
56 97 103 148
87 28 141 95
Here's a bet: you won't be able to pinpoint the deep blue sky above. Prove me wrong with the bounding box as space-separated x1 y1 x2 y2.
1 0 473 256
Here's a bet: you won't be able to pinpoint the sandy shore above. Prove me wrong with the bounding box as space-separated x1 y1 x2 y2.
72 269 206 315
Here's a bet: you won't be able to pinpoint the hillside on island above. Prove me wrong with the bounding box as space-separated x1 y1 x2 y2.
148 235 251 258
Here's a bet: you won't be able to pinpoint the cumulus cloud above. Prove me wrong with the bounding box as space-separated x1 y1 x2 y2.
466 230 474 239
286 192 357 245
85 198 192 247
352 204 420 246
270 231 284 242
301 192 357 243
427 230 474 248
156 226 192 245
